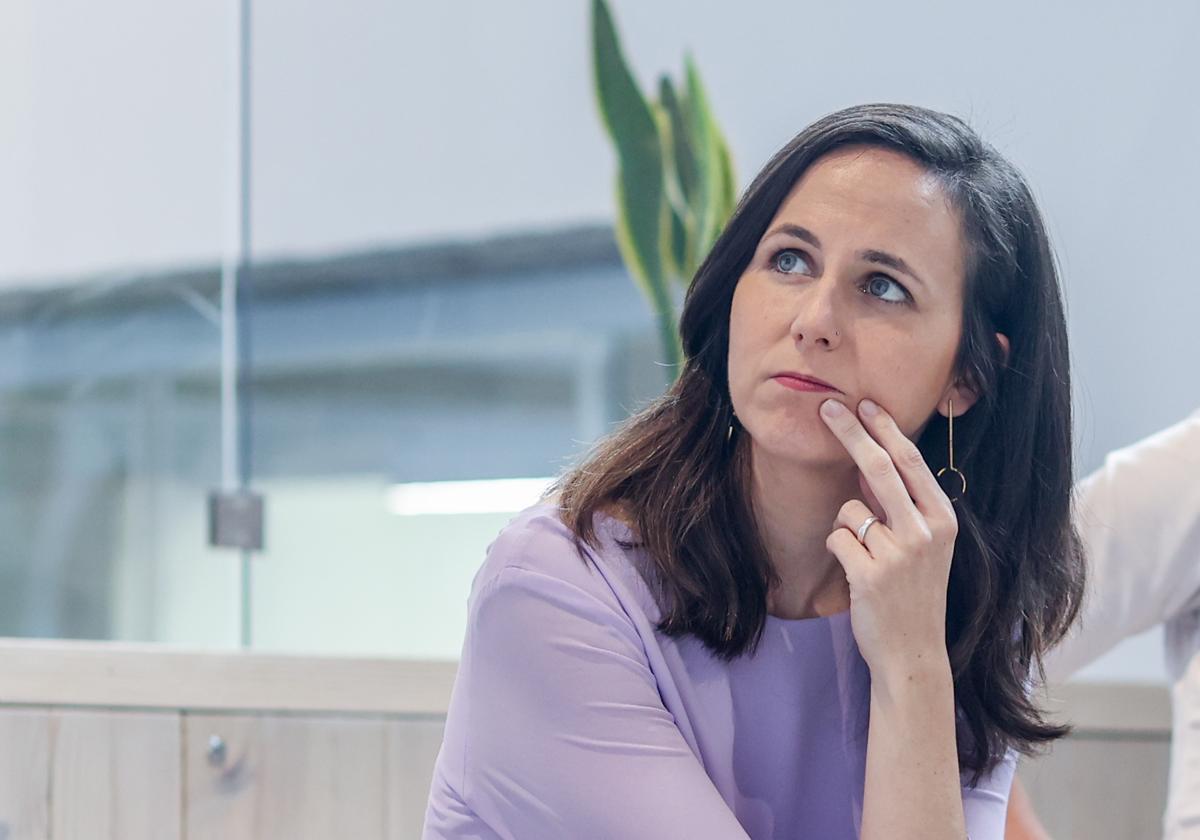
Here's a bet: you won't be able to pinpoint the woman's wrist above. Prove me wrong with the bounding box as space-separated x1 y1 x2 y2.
862 649 965 840
869 648 954 707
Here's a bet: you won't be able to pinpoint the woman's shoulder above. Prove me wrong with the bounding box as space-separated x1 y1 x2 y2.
469 499 644 612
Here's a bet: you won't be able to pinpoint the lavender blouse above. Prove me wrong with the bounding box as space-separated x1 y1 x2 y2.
423 503 1015 839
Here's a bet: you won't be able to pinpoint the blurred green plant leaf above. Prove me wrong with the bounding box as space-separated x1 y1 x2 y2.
592 0 677 370
591 0 736 379
682 54 730 278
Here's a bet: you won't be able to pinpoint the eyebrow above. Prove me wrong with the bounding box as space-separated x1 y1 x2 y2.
764 223 928 290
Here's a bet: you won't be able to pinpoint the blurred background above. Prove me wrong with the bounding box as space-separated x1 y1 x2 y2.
2 0 1197 679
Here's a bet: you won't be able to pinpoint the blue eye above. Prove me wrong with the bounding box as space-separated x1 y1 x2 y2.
770 247 912 305
863 274 910 304
772 248 809 274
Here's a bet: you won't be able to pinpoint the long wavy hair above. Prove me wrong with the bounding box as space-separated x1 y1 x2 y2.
547 102 1086 783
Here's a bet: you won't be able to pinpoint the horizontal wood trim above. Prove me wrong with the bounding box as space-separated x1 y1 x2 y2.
0 638 1173 733
1039 680 1171 735
0 638 457 715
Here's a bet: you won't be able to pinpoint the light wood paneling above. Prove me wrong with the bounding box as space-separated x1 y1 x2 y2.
0 637 1175 839
1039 682 1172 734
50 710 181 840
0 709 50 840
387 718 445 840
184 713 390 840
0 639 456 715
1018 735 1170 840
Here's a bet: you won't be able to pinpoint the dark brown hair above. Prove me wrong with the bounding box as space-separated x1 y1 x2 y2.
547 102 1085 783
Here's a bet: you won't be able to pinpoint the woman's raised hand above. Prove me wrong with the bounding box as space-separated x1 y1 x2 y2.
818 397 959 689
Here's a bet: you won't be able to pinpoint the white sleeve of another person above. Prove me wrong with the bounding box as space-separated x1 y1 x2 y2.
1044 409 1200 684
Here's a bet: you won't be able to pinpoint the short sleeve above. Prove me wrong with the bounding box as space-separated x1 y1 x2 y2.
454 564 752 840
1044 409 1200 683
961 747 1018 839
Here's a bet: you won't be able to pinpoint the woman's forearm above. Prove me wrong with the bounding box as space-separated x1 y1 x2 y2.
861 652 967 840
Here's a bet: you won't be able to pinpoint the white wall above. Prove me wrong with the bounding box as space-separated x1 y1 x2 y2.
4 0 1199 679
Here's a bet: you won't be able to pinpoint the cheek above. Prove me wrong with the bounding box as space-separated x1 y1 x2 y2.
859 333 955 431
730 275 790 341
726 282 767 385
861 333 913 381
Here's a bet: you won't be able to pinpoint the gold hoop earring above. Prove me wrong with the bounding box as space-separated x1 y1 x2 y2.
936 397 967 501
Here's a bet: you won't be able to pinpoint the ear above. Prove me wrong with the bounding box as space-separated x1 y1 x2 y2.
937 332 1010 418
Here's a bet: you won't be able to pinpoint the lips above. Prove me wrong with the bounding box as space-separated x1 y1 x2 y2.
772 372 840 392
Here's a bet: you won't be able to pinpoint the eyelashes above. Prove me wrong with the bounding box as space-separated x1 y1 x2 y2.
767 247 913 305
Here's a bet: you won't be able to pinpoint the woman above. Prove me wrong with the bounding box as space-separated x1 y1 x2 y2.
423 103 1085 839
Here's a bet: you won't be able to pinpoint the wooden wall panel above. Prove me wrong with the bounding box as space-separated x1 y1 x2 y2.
50 710 181 840
184 713 390 840
0 709 50 840
1019 734 1170 839
386 718 445 839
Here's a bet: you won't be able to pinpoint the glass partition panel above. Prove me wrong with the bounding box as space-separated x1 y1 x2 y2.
0 0 241 646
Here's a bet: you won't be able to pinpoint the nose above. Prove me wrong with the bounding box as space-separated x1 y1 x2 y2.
789 275 843 350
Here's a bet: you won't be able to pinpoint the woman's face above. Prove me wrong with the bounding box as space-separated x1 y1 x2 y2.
727 144 974 467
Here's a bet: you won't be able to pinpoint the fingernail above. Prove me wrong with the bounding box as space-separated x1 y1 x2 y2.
859 399 879 417
821 399 845 417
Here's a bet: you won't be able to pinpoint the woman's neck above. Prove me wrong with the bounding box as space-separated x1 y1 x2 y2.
749 443 860 620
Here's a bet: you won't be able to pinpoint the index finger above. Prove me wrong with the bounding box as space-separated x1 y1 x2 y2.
856 399 953 518
818 398 920 530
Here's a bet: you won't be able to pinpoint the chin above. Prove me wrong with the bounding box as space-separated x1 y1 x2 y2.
744 413 847 467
